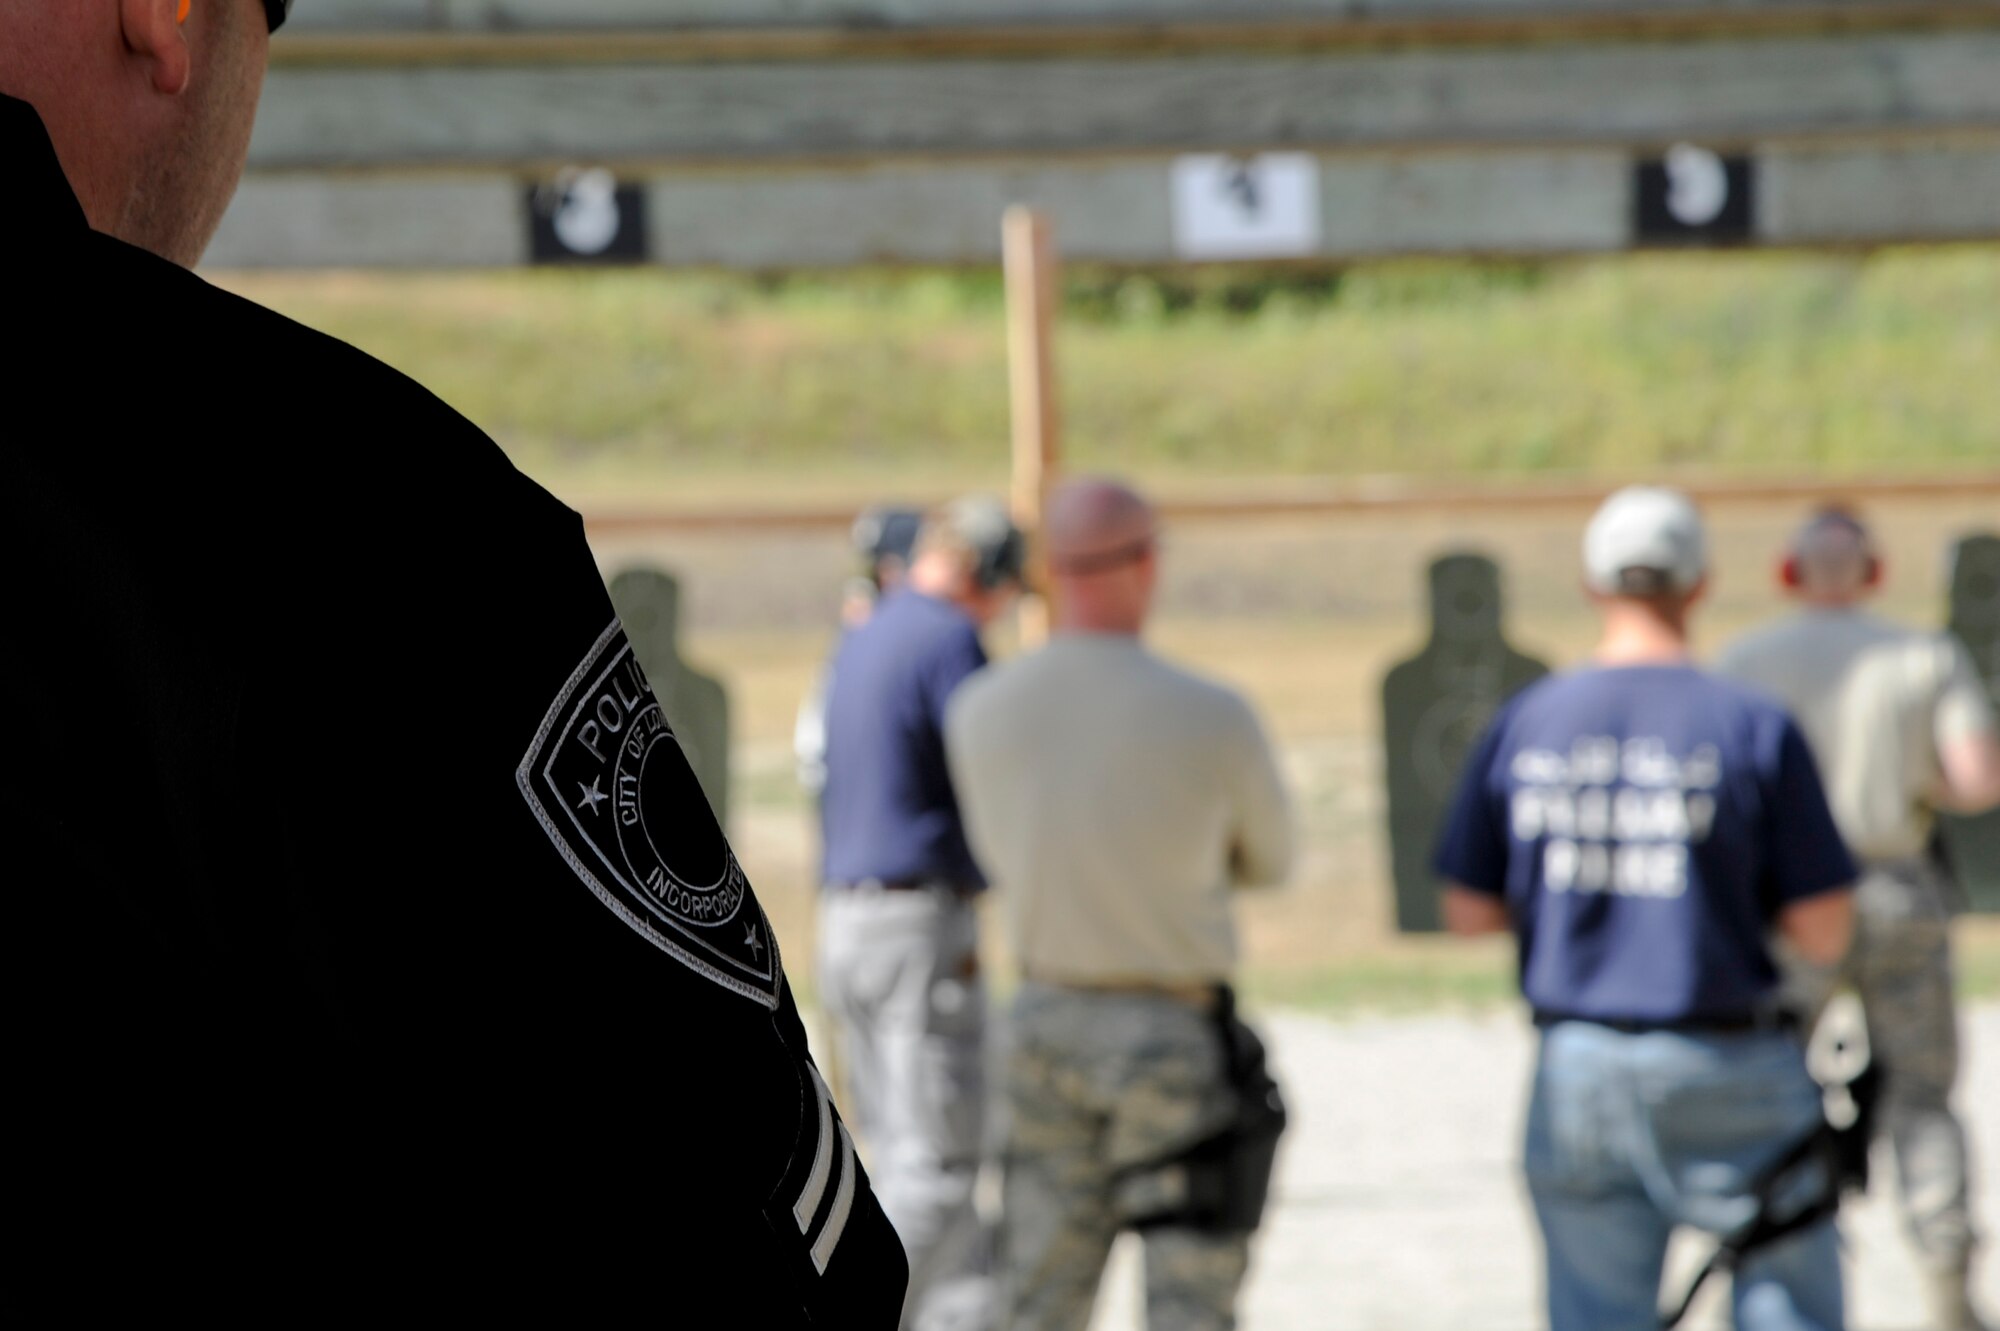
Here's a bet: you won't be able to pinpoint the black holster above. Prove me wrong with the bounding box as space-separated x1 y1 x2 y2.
1114 986 1288 1236
1659 1054 1882 1328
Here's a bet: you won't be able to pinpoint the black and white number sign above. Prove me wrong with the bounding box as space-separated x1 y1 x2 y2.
1634 145 1756 244
1172 153 1323 261
527 168 649 264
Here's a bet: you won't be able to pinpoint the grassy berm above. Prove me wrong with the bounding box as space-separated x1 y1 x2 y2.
211 247 2000 501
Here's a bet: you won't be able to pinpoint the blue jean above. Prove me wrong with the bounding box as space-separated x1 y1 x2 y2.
1525 1021 1845 1331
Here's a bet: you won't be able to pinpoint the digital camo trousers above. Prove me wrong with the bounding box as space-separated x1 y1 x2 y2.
1787 858 1979 1269
1001 983 1252 1331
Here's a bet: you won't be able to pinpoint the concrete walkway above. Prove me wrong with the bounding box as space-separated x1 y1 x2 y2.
1088 1006 2000 1331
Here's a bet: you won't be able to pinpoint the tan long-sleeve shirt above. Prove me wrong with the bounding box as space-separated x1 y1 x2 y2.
1716 608 1998 862
945 634 1292 983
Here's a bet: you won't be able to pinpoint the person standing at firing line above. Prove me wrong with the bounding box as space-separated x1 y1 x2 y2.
797 505 925 796
1718 506 2000 1331
2 3 906 1318
947 478 1294 1331
817 497 1026 1331
1436 487 1856 1331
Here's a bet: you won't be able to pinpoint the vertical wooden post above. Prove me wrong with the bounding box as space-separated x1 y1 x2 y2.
1002 205 1063 646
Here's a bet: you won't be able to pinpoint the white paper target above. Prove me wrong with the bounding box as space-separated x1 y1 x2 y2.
1171 153 1323 261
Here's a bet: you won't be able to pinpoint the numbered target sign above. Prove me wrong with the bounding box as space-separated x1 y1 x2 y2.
1171 153 1322 261
527 168 649 264
1634 144 1756 244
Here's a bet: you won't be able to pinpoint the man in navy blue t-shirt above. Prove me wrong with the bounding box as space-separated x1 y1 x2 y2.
1436 487 1856 1331
819 497 1025 1330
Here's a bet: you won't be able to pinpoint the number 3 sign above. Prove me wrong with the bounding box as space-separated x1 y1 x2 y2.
527 167 650 264
1634 144 1756 245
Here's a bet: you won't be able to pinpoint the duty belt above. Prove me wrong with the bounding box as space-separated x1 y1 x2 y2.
1533 1010 1799 1036
1025 973 1221 1010
831 877 976 895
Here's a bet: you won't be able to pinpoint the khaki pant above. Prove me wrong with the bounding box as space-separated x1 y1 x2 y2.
1001 983 1252 1331
1788 858 1978 1270
820 886 991 1331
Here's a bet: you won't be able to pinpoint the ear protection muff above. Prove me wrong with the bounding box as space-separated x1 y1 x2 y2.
976 527 1027 591
940 497 1027 592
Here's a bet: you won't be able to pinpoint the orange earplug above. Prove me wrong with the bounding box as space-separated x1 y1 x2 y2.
177 0 191 22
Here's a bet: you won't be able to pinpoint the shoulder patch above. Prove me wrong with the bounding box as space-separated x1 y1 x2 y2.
519 619 780 1008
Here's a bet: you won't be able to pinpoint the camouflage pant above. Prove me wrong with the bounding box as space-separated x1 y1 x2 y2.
1001 983 1252 1331
1786 858 1978 1269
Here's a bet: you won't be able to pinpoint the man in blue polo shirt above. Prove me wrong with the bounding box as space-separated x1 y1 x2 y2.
1436 487 1857 1331
819 497 1026 1330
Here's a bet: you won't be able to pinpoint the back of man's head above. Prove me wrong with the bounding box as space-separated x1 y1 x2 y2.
1783 506 1879 607
1047 477 1158 637
908 496 1025 622
1583 486 1708 608
1581 487 1710 658
851 505 925 595
2 1 278 267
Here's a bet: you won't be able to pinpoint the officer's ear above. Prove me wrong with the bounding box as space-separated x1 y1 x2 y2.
122 0 193 97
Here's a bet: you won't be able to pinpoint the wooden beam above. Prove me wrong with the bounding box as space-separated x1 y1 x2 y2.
271 3 2000 64
247 34 2000 170
204 176 526 266
570 473 2000 538
1760 139 2000 242
1003 206 1063 645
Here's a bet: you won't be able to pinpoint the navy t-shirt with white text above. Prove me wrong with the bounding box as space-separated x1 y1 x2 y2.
821 591 989 889
1434 664 1854 1024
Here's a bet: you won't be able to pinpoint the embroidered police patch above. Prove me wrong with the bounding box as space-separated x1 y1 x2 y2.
519 619 780 1008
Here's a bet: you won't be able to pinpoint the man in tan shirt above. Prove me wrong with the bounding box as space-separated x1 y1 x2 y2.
1719 506 2000 1331
947 478 1292 1331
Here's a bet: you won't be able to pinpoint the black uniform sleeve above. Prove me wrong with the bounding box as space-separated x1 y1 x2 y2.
7 106 906 1319
379 429 911 1323
154 253 909 1319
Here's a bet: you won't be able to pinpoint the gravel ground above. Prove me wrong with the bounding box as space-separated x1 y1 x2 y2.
1083 1005 2000 1331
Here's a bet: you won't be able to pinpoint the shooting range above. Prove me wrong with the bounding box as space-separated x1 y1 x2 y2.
197 2 2000 1324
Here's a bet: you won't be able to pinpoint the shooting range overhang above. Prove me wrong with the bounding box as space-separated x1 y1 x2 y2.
210 1 2000 268
207 138 2000 269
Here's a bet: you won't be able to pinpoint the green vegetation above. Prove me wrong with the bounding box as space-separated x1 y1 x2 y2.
215 247 2000 497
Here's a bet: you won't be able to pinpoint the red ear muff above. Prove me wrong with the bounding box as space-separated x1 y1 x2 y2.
1779 555 1802 590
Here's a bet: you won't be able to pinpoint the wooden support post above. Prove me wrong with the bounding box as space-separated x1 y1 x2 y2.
1003 205 1063 647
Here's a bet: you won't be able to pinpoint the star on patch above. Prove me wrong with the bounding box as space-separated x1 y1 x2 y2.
576 776 607 815
744 925 764 959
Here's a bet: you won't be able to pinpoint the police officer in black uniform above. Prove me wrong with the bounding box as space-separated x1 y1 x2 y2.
3 3 906 1319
